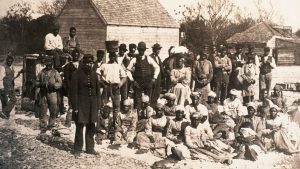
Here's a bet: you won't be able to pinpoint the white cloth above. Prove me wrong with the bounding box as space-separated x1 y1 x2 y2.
99 63 126 84
35 63 45 77
0 65 5 89
44 33 63 50
185 104 208 121
223 98 243 118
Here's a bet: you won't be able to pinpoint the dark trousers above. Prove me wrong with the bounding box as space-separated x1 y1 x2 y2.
259 73 272 100
57 89 64 116
74 122 96 152
133 84 152 111
45 50 64 69
151 76 161 105
101 84 120 125
165 75 172 92
0 89 16 118
243 96 254 105
120 80 128 105
215 73 229 104
39 92 58 131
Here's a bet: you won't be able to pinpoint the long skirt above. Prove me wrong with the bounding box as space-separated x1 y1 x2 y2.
274 129 300 153
170 83 191 106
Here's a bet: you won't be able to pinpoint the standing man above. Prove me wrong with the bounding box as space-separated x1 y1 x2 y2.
99 52 127 135
125 44 137 96
126 43 137 64
70 54 100 157
63 26 80 54
63 49 80 127
192 50 213 103
259 47 276 100
117 44 130 105
127 42 160 110
229 44 245 91
44 23 64 70
214 47 232 105
93 49 105 72
150 43 164 105
0 55 19 119
36 57 62 133
117 44 128 65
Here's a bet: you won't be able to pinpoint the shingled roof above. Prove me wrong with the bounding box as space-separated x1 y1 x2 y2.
226 22 298 44
91 0 179 28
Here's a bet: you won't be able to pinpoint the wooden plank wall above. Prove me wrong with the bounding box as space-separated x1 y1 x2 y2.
277 49 295 65
275 39 298 65
107 26 179 61
57 0 107 57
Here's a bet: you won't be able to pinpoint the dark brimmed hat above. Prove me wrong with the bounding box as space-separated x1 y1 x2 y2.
264 47 270 52
152 43 162 49
37 53 45 60
82 54 94 63
137 41 148 50
248 44 255 49
44 56 53 65
119 43 128 51
235 44 243 49
105 40 119 53
129 43 137 49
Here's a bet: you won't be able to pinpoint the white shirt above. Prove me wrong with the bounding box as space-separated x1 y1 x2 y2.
72 61 79 69
261 55 276 68
185 103 208 121
0 64 15 89
99 63 126 84
0 65 5 89
223 98 243 118
117 55 125 66
127 55 160 79
35 63 45 77
44 33 63 50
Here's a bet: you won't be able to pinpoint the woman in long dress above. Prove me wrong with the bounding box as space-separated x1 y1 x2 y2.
266 106 300 154
170 57 191 106
241 55 258 105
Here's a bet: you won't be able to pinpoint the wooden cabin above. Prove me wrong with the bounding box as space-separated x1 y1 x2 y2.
57 0 179 59
227 22 300 65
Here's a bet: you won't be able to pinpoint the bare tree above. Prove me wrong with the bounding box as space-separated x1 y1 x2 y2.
182 0 235 46
37 0 67 16
253 0 280 23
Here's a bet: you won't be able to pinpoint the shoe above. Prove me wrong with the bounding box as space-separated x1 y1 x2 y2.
0 112 8 119
86 149 99 155
73 151 81 158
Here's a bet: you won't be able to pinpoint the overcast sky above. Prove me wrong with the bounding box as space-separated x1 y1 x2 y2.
0 0 299 31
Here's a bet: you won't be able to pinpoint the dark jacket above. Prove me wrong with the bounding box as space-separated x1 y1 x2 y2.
63 62 78 96
70 68 100 124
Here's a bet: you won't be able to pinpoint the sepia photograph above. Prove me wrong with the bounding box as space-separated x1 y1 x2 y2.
0 0 300 168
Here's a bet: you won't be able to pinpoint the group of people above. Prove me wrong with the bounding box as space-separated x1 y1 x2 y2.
1 23 299 164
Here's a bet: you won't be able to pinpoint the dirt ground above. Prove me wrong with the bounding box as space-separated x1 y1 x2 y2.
0 65 300 169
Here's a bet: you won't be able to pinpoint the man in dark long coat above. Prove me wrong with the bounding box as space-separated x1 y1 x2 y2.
70 54 100 157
